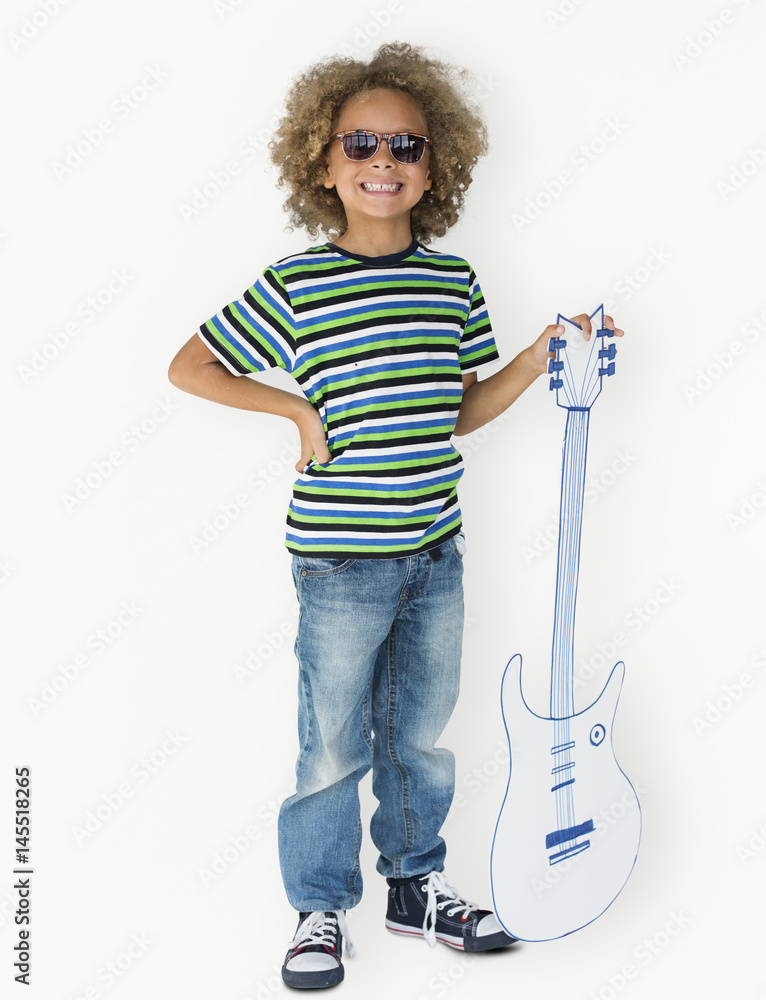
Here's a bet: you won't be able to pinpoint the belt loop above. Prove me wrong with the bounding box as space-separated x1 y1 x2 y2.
429 546 442 562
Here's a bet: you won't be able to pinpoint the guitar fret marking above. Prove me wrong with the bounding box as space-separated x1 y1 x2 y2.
550 742 575 755
549 840 591 865
551 762 575 775
551 778 575 792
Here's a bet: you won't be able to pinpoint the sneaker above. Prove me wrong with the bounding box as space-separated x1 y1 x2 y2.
281 910 353 989
385 870 517 952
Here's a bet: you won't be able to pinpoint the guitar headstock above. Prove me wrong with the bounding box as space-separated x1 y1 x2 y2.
548 304 616 411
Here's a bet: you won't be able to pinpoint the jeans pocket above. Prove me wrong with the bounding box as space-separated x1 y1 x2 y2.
452 530 466 558
298 557 356 577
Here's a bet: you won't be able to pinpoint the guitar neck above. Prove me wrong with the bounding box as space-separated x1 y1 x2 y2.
550 408 590 718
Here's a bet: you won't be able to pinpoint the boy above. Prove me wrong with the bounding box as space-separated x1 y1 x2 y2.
168 42 623 990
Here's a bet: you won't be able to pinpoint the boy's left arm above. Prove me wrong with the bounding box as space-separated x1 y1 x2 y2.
454 313 625 437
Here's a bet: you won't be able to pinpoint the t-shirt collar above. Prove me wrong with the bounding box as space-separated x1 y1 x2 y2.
325 237 419 266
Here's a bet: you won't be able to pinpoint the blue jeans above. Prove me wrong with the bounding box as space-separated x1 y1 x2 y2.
278 532 466 911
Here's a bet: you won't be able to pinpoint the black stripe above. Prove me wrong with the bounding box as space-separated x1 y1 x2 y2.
285 522 461 559
322 372 462 402
298 458 461 479
299 342 459 382
279 257 476 289
199 328 253 374
296 313 466 349
242 289 297 353
292 486 456 506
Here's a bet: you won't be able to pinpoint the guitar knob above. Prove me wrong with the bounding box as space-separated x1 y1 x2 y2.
598 344 616 361
547 359 564 373
548 337 567 352
549 377 564 391
598 362 616 377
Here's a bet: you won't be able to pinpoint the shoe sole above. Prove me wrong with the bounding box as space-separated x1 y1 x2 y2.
281 964 344 989
385 918 517 953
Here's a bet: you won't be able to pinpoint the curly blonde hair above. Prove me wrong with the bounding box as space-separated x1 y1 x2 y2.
269 42 488 245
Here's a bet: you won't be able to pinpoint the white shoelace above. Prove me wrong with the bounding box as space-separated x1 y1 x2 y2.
288 910 355 959
420 871 480 948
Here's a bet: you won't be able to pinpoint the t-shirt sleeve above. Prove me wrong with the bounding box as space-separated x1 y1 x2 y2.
196 266 297 375
458 268 500 373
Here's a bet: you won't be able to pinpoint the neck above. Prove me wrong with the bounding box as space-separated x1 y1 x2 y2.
550 408 590 719
333 219 414 258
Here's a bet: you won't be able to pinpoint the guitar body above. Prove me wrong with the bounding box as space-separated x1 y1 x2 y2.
490 654 641 941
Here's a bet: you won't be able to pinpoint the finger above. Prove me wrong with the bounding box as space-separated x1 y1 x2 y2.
312 437 331 464
604 315 625 338
295 444 313 473
545 324 564 358
568 313 592 341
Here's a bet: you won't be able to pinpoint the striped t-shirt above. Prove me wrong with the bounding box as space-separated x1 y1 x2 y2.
197 237 499 558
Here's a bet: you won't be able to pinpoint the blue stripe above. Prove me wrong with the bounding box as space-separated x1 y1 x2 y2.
293 272 469 300
285 512 461 548
300 328 460 367
207 316 264 370
314 447 458 467
322 357 459 383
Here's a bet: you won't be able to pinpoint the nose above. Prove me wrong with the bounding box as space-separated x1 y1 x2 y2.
369 139 396 168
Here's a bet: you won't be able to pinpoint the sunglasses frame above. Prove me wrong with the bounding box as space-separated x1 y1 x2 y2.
331 129 431 164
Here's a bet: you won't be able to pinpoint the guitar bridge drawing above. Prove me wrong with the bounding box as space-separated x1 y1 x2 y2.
489 306 641 942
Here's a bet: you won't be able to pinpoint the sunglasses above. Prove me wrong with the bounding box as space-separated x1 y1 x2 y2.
332 129 431 164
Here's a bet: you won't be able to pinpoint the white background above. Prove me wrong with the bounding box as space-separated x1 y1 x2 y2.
3 1 765 998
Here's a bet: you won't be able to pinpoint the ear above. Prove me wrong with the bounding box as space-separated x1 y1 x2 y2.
323 154 336 190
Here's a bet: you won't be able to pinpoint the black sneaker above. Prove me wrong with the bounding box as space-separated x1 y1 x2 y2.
385 871 517 952
281 910 353 989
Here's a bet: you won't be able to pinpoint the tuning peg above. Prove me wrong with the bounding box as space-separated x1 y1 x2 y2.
549 377 564 390
547 358 564 374
598 362 616 377
548 337 567 353
599 343 616 361
599 326 615 338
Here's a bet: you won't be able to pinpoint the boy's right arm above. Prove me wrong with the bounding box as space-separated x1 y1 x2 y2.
168 334 331 471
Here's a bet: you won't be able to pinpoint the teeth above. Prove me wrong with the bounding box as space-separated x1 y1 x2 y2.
362 183 402 192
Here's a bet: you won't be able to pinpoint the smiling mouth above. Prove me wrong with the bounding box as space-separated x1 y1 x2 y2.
360 182 403 192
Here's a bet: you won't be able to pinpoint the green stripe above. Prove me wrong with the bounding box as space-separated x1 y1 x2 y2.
292 278 466 306
327 396 456 419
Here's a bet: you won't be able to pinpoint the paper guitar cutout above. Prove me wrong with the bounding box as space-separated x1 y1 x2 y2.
489 305 641 942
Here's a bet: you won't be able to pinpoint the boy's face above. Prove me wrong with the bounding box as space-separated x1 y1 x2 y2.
323 88 432 237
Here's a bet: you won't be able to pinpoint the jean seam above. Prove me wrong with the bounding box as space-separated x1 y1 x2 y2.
386 622 412 878
300 558 357 577
407 554 432 601
362 678 374 754
348 817 363 903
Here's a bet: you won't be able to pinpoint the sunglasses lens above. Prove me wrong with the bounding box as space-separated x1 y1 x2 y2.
391 134 426 163
342 132 378 160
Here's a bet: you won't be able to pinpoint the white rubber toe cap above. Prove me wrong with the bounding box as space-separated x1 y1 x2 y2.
286 952 338 972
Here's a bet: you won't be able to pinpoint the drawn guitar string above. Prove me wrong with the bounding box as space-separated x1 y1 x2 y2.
489 305 641 942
